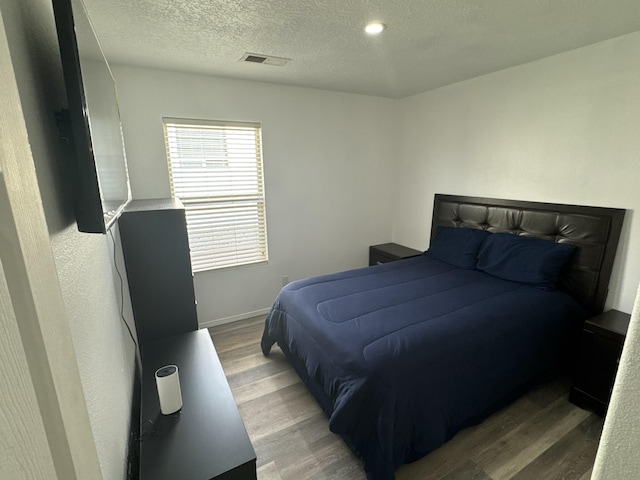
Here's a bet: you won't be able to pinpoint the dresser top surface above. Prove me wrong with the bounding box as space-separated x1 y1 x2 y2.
140 330 255 479
124 198 184 212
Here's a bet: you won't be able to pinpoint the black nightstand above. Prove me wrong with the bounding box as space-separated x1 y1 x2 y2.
369 243 422 266
569 309 631 416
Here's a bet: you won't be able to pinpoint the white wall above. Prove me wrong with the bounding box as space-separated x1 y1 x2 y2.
112 66 400 324
1 0 136 478
593 282 640 479
1 9 59 478
49 225 136 480
393 31 640 314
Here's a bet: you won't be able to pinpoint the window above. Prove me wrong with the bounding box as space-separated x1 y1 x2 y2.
163 118 268 272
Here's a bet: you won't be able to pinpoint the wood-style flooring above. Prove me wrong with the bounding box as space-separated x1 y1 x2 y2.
209 317 602 480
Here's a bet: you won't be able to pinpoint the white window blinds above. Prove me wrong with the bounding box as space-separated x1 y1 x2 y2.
163 118 268 272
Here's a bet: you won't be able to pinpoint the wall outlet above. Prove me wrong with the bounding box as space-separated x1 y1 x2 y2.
282 275 289 286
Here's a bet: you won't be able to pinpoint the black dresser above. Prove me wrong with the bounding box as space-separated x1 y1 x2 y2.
119 199 256 479
139 330 256 480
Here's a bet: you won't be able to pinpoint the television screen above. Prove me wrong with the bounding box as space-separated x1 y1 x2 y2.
53 0 131 233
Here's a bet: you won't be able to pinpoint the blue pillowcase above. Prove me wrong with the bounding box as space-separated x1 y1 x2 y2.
427 227 491 269
477 233 575 290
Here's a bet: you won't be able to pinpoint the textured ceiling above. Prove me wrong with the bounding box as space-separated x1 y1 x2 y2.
81 0 640 98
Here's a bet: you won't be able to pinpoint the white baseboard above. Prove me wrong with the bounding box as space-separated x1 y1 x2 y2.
199 308 271 329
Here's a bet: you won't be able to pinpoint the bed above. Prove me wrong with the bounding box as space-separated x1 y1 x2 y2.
260 194 625 479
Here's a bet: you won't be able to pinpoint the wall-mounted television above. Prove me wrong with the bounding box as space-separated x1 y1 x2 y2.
52 0 131 233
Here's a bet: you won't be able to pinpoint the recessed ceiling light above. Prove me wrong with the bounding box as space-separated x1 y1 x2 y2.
365 22 386 35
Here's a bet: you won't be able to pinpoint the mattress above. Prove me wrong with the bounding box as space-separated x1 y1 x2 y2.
261 254 584 479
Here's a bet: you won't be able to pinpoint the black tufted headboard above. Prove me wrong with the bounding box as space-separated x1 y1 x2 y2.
431 194 625 316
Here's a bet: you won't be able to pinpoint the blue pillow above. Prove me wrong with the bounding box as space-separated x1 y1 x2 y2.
427 227 491 269
477 233 575 289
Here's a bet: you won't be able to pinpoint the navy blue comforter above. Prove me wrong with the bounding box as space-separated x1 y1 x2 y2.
261 254 584 479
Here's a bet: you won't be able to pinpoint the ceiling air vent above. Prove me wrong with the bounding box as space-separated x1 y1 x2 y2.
240 52 290 67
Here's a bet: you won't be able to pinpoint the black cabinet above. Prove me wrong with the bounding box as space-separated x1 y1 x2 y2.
369 243 422 266
140 330 256 480
120 199 255 479
569 309 631 415
119 199 198 344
